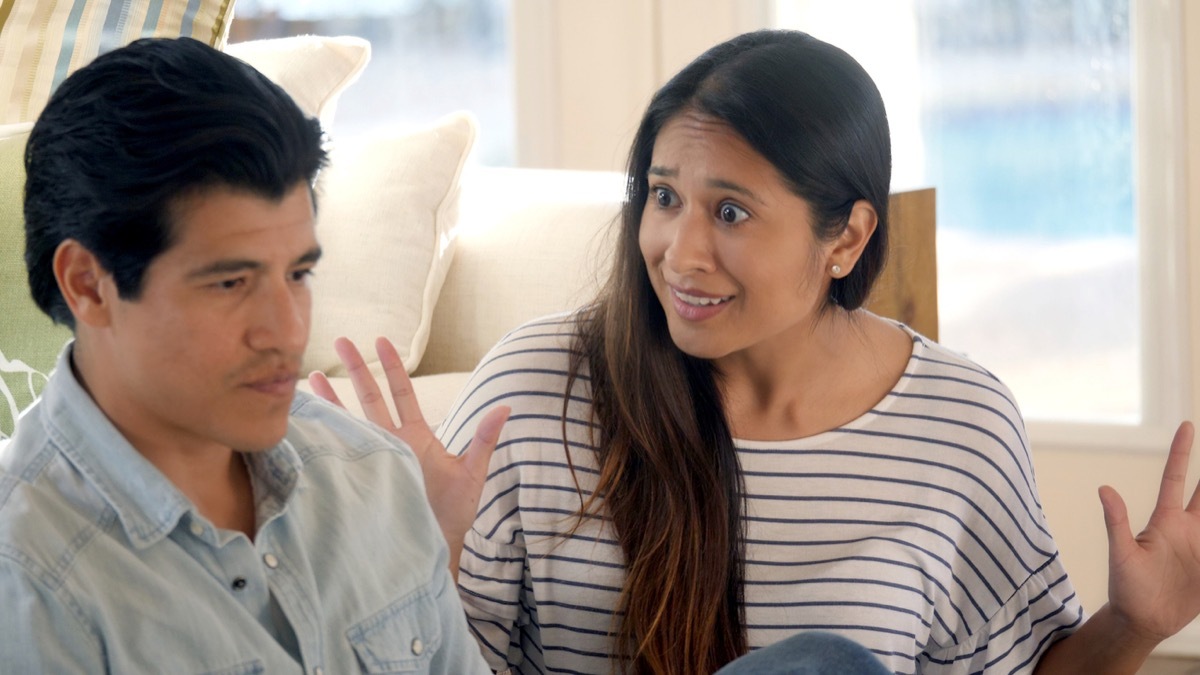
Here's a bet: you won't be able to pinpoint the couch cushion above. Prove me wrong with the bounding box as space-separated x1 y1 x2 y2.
304 112 477 378
0 130 73 439
0 0 236 124
418 167 625 375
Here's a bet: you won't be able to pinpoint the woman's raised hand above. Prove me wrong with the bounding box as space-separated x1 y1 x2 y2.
308 337 509 579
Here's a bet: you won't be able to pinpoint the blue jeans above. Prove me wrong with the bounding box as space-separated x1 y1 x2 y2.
714 632 892 675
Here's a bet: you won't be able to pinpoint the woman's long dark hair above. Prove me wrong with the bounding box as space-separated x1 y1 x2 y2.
565 30 892 674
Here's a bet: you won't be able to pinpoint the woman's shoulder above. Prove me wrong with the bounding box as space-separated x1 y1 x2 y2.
468 309 588 381
897 324 1018 404
489 308 583 353
438 309 593 441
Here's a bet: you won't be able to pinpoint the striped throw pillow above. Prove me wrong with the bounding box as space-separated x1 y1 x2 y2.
0 0 235 124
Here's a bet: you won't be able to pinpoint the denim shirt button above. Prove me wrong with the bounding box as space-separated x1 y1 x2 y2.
411 638 424 656
189 522 204 537
313 668 324 675
263 553 279 569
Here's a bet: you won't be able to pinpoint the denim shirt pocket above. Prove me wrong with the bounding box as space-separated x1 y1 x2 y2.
347 584 443 673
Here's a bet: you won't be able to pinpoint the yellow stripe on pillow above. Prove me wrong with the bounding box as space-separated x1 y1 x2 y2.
0 0 235 124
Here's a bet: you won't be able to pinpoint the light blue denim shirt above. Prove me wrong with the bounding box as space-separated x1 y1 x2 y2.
0 346 489 674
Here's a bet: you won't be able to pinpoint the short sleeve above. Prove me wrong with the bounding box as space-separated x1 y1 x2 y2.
921 554 1083 674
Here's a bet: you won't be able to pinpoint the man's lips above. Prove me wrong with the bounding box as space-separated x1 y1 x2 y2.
242 371 299 396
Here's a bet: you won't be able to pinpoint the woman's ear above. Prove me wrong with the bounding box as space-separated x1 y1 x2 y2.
827 200 878 278
53 239 114 328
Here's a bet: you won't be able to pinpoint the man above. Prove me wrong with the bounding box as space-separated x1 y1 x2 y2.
0 37 504 672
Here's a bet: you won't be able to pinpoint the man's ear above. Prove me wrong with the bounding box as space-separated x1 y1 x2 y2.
53 240 114 328
827 200 878 278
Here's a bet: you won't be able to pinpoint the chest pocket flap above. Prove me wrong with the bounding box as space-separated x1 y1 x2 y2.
347 584 443 673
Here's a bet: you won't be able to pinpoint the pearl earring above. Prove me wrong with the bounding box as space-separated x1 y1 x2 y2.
831 264 842 276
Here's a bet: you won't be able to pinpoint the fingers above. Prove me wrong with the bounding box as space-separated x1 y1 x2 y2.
462 406 511 479
1100 484 1135 563
307 371 345 409
333 337 394 429
1169 421 1200 512
374 337 426 429
1158 420 1197 511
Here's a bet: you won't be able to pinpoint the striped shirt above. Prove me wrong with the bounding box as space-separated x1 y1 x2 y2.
441 313 1083 675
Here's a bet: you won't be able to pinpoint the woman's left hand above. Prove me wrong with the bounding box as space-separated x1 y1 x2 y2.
1102 421 1200 642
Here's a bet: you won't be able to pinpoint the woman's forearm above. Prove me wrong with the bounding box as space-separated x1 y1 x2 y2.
1034 603 1160 675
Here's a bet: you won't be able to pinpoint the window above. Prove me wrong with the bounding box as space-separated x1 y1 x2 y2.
769 0 1156 425
231 0 514 165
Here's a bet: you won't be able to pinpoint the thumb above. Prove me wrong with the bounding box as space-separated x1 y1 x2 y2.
462 406 511 480
1099 484 1135 563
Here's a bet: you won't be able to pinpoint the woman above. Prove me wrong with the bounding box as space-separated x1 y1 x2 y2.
314 30 1200 675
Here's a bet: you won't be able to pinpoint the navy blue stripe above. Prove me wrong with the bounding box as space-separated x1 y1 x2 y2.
460 583 519 607
833 428 1048 544
483 506 521 540
532 597 620 616
910 351 995 380
524 529 619 547
748 491 1023 586
478 481 596 520
744 494 1008 598
744 599 932 629
535 552 625 569
745 496 1007 598
444 379 589 449
899 372 1020 419
486 457 601 482
462 541 523 564
538 621 613 638
746 469 1049 567
460 566 523 586
467 620 508 661
748 622 917 640
743 549 975 628
862 410 1042 522
530 575 622 594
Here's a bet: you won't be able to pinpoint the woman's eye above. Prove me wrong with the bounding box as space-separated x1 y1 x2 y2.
653 187 677 208
718 202 749 224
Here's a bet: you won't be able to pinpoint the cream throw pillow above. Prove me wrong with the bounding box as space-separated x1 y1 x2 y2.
225 35 370 130
306 112 477 377
0 0 235 123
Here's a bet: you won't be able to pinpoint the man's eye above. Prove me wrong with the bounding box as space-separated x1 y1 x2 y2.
216 278 245 290
291 269 314 283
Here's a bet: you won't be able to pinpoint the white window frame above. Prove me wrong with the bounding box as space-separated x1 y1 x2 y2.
511 0 1196 455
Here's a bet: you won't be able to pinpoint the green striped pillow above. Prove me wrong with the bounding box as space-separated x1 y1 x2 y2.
0 129 73 439
0 0 236 124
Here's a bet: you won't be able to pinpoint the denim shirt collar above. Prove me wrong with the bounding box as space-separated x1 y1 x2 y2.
38 344 304 549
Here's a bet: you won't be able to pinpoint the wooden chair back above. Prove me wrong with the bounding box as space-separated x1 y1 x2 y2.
866 188 938 340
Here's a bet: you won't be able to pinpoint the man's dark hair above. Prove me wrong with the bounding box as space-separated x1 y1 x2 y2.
24 37 328 328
